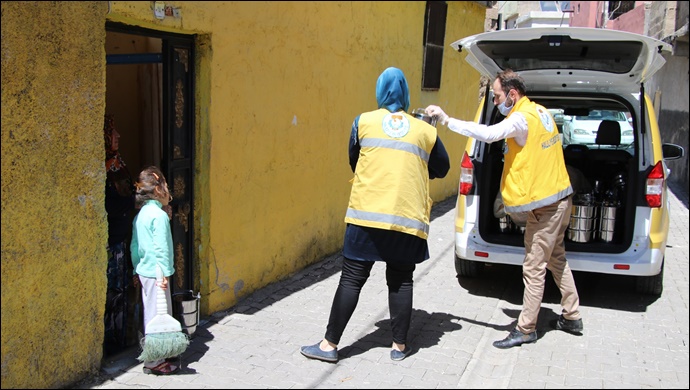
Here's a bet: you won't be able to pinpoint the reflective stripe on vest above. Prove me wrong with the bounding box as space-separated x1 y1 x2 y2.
345 208 430 236
359 138 430 162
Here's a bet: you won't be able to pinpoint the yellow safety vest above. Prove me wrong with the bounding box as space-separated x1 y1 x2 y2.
345 109 437 239
501 97 573 213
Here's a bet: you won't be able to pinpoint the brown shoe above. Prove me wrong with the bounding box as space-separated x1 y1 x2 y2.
143 361 179 375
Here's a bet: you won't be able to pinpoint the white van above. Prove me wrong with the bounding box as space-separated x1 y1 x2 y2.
451 27 685 295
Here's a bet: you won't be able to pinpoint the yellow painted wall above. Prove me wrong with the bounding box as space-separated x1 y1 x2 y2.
1 1 485 387
104 1 484 314
1 2 109 388
199 1 485 313
107 0 484 314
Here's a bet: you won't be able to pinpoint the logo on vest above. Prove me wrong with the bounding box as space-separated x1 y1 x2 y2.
382 113 410 138
537 107 555 133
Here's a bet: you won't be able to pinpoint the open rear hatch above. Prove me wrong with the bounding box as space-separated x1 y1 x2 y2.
452 27 671 94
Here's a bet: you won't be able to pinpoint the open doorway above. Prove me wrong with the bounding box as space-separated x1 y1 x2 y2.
103 23 195 357
105 32 163 182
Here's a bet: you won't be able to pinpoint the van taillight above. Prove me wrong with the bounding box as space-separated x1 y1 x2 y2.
459 152 474 195
645 162 664 208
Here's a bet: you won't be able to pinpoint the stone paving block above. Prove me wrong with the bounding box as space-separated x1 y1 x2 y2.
441 356 469 375
600 379 640 389
563 376 604 388
399 375 438 388
420 369 461 387
509 380 545 389
526 374 565 387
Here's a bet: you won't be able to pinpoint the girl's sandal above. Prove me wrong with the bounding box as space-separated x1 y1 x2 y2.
143 361 179 375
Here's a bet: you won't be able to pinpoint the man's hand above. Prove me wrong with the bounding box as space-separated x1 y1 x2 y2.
425 105 449 126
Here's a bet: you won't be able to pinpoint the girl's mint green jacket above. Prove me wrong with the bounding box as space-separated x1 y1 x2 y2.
131 199 175 278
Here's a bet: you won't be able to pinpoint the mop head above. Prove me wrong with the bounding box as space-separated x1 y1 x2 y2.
137 331 190 362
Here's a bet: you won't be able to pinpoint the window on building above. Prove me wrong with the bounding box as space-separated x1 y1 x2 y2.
422 1 447 91
609 1 635 20
541 1 572 12
540 1 559 12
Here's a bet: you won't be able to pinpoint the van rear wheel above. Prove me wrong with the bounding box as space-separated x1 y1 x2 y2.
635 260 664 296
455 256 484 278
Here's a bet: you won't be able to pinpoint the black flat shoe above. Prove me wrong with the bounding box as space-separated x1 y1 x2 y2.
390 347 412 361
553 315 584 334
493 329 537 349
300 342 338 363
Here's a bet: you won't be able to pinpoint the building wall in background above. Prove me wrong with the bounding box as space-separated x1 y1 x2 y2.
646 1 689 193
552 1 688 193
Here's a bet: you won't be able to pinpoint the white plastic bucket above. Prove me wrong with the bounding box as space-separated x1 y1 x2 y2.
172 290 200 338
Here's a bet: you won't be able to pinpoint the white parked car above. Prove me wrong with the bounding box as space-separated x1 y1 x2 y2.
562 109 634 146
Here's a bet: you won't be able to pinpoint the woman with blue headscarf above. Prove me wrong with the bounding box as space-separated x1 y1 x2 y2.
301 67 450 363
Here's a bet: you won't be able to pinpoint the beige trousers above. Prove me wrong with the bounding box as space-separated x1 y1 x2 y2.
517 195 580 334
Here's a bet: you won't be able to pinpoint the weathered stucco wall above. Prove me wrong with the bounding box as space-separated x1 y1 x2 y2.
1 2 108 388
1 1 486 387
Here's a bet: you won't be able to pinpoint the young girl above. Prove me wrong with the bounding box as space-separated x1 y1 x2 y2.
130 166 179 375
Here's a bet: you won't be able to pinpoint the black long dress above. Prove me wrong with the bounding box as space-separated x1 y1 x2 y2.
103 165 135 356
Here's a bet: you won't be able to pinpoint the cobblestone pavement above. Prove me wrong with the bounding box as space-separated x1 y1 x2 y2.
77 188 689 389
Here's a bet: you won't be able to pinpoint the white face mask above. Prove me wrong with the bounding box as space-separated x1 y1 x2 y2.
497 95 513 116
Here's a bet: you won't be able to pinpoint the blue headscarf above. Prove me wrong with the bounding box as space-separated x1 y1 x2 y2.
375 67 410 113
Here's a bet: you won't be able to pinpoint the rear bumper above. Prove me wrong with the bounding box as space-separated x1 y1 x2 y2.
455 231 665 277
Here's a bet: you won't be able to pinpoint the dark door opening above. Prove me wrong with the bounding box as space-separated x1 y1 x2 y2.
104 22 195 357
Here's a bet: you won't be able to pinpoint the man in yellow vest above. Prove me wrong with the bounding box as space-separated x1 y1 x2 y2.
426 69 583 349
300 67 450 363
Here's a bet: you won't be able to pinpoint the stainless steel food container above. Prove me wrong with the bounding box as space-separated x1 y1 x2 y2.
411 108 437 126
498 215 511 233
567 228 593 243
598 206 617 242
567 204 596 243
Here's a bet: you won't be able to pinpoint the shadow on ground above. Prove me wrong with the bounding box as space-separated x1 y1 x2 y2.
337 309 464 360
457 263 660 313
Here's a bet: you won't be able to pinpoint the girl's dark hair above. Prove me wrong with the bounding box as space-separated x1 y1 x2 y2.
134 166 171 209
495 69 527 96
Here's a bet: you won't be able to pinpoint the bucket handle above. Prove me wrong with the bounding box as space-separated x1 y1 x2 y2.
172 290 200 300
